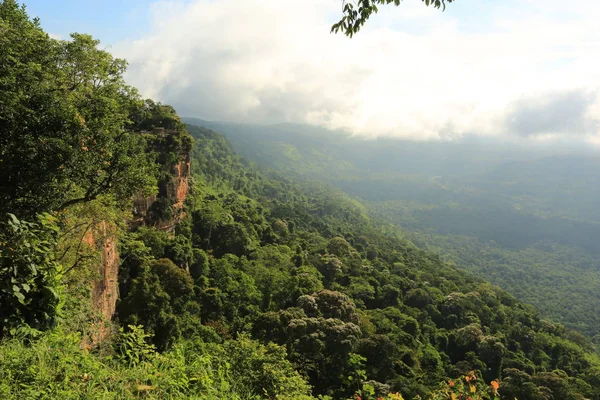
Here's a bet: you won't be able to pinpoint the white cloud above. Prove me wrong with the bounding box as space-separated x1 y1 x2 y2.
114 0 600 144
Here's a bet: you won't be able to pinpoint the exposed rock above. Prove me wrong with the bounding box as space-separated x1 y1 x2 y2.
129 130 191 233
82 221 120 346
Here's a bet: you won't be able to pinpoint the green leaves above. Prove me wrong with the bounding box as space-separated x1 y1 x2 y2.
331 0 455 37
115 324 157 366
0 4 160 217
12 286 25 304
0 213 62 337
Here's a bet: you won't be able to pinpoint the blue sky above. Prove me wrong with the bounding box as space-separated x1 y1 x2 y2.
22 0 158 44
18 0 600 145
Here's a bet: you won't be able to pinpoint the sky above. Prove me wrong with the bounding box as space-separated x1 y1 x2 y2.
22 0 600 145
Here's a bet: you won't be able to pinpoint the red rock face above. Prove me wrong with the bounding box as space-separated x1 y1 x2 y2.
172 159 190 212
129 154 191 232
82 221 120 346
156 156 190 228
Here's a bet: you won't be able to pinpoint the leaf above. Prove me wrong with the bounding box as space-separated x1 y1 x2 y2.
47 287 59 301
14 291 26 304
8 213 19 226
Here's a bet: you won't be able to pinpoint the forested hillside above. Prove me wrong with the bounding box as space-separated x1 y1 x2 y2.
2 2 600 399
186 119 600 340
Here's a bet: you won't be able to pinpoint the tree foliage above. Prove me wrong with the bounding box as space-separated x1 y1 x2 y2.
0 213 61 337
179 124 600 399
0 1 158 217
331 0 455 37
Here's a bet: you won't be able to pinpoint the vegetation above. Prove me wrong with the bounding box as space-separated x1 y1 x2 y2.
332 0 455 37
0 213 61 336
2 1 600 399
0 4 157 217
192 119 600 340
0 328 312 400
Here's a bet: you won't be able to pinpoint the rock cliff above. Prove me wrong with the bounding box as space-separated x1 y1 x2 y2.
130 128 191 232
84 221 120 345
87 127 191 344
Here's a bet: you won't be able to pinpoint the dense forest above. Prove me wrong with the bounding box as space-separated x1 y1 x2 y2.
186 119 600 340
2 1 600 399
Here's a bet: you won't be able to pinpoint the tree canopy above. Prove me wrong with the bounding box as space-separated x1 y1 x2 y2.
0 0 157 218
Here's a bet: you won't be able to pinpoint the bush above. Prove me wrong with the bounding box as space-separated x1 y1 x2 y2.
0 213 61 338
0 330 315 400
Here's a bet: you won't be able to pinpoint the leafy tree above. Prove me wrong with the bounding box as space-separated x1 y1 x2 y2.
0 1 157 217
201 255 261 331
358 334 400 382
287 316 362 395
500 368 551 400
222 334 314 399
318 254 343 288
118 259 196 350
132 226 171 259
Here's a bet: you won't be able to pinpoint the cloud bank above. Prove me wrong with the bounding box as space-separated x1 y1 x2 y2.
114 0 600 144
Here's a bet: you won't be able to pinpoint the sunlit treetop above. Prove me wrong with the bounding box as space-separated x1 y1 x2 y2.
331 0 455 37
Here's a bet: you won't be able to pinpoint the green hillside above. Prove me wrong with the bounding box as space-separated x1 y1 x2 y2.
2 2 600 399
184 119 600 339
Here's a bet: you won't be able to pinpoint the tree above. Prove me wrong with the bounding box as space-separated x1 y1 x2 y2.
317 255 343 288
287 316 362 395
331 0 455 37
117 259 195 350
0 1 157 217
222 334 314 399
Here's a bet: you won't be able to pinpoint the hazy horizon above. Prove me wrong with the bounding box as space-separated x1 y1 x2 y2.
184 117 600 155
